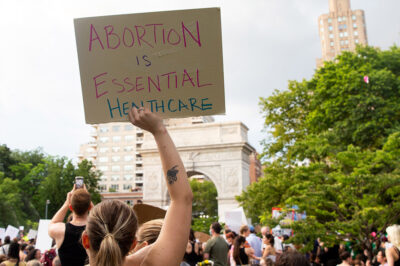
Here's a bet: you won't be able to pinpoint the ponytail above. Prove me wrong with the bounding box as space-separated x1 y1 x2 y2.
93 234 123 266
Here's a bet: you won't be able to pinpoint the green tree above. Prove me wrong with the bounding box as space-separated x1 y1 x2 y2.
237 46 400 253
190 179 218 218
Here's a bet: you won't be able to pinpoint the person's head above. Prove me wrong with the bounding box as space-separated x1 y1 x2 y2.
26 260 41 266
25 248 41 262
249 225 255 234
4 236 10 245
26 245 35 254
377 250 387 264
263 233 275 246
8 241 20 259
133 219 163 252
260 257 275 266
261 226 270 237
239 225 250 237
387 224 400 248
339 251 352 264
52 256 62 266
233 236 247 262
275 251 310 266
20 243 28 252
82 200 138 266
70 188 92 217
226 232 235 244
210 222 222 235
353 259 363 266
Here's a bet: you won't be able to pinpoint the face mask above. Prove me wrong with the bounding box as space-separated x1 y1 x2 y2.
209 229 212 235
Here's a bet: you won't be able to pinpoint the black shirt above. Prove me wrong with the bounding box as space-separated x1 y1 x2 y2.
58 223 87 266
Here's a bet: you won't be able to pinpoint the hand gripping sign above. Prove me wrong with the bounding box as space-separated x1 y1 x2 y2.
74 8 225 124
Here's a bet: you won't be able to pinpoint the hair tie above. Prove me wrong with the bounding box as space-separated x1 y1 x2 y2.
104 233 114 239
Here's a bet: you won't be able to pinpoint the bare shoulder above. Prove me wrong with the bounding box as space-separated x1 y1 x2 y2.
48 222 66 238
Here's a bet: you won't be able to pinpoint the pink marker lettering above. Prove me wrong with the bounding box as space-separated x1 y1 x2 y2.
104 25 121 49
145 24 163 44
93 72 108 99
89 24 104 51
161 72 177 89
182 21 201 48
182 69 195 87
135 26 154 48
123 27 135 47
196 69 213 87
167 29 181 45
136 76 144 91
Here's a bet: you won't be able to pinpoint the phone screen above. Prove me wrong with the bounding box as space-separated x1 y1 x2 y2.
75 177 84 189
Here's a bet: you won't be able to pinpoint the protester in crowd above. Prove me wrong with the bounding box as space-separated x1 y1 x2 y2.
48 185 92 266
0 237 11 256
25 249 41 262
262 234 277 262
386 224 400 266
204 222 229 266
247 225 263 265
132 219 163 253
81 106 193 266
337 251 352 266
183 229 202 266
239 225 257 261
19 243 28 262
26 260 41 266
0 241 26 266
0 255 6 264
232 236 252 266
377 249 388 266
310 253 321 266
260 257 275 266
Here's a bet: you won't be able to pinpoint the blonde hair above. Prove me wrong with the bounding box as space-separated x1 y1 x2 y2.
86 200 138 266
240 225 249 235
27 260 41 266
137 219 164 245
387 224 400 249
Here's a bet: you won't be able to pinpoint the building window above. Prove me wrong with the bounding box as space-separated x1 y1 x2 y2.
99 147 108 153
344 32 348 37
329 33 334 39
111 175 120 181
112 136 121 143
123 184 132 191
320 19 323 25
343 16 347 21
100 137 109 143
339 32 343 38
112 165 120 172
125 135 134 142
328 26 333 31
112 125 120 132
340 40 344 45
100 176 108 181
354 31 358 36
330 42 334 47
100 127 109 133
125 200 133 206
112 156 120 162
124 174 133 181
110 184 119 191
112 147 120 152
338 17 342 22
99 166 108 171
343 24 347 29
353 23 357 28
99 157 108 163
124 155 134 162
355 39 359 44
99 185 107 191
125 125 134 131
124 165 134 171
352 15 356 20
124 146 134 152
328 18 332 23
345 40 349 45
136 183 143 187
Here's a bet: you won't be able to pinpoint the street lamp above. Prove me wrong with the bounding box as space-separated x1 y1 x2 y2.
45 200 50 219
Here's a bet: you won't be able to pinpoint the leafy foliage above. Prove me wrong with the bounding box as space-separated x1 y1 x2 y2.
238 46 400 252
190 179 218 218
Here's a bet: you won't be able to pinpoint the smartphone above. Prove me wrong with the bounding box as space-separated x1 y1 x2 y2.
75 176 84 189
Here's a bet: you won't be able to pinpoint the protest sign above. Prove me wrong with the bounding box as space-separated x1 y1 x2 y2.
27 229 38 240
224 207 248 234
74 8 225 124
0 228 5 241
36 220 52 253
4 225 19 239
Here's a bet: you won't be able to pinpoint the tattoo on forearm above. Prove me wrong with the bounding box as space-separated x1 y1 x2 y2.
167 165 179 185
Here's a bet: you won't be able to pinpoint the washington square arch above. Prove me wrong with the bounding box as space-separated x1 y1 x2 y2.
140 118 257 222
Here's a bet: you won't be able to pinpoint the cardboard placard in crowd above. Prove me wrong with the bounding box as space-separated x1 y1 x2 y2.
36 220 53 253
4 225 19 240
0 228 5 241
74 8 225 123
27 229 38 240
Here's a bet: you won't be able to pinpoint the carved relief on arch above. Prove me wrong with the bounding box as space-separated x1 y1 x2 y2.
223 166 240 194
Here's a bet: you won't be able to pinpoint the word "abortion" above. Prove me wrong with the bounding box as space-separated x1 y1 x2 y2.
89 21 201 51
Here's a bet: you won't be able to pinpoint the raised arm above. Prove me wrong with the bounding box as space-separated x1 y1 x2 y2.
126 107 193 266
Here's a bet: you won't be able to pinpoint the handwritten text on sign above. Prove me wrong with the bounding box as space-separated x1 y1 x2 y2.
74 8 225 124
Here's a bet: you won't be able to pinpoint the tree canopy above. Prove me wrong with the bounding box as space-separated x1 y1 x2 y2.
0 144 101 228
237 45 400 252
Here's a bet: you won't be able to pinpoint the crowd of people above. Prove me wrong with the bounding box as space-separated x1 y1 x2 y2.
0 108 399 266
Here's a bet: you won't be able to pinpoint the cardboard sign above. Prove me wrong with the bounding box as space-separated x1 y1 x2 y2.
74 8 225 124
224 207 247 234
133 203 166 225
27 229 38 240
4 225 19 240
36 220 53 253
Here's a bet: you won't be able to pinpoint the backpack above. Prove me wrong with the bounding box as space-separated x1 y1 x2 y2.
40 248 57 266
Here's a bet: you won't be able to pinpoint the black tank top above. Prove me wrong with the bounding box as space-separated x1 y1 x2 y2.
58 223 87 266
395 247 400 266
235 247 249 265
183 242 201 266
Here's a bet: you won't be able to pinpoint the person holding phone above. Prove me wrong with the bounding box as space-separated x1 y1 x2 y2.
48 184 92 266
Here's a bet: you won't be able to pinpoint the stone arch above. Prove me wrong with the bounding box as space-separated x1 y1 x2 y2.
140 121 254 222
